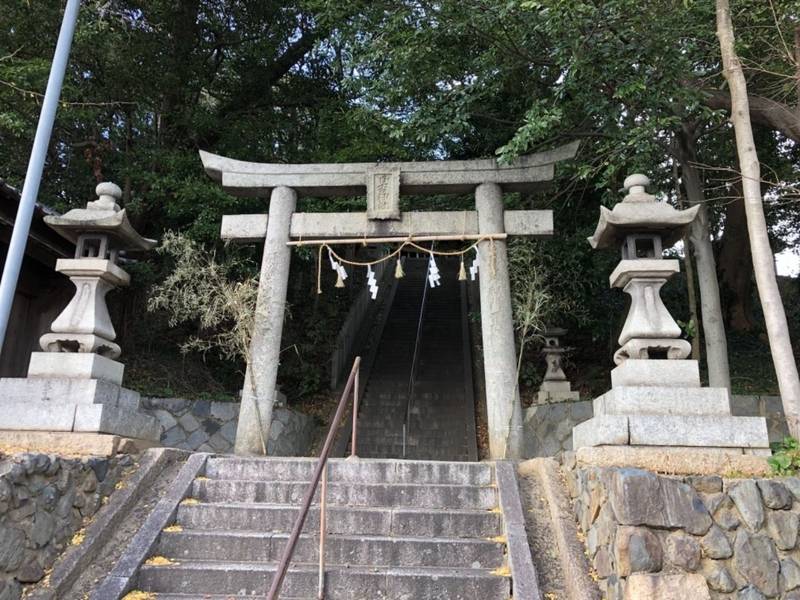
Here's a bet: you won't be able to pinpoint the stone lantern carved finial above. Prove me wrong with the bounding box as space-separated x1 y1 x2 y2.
89 181 122 212
621 174 656 203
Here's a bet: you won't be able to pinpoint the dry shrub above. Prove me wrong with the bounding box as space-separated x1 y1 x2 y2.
147 232 258 362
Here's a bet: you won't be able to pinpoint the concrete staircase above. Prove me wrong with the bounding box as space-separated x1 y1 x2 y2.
357 256 477 461
119 456 518 599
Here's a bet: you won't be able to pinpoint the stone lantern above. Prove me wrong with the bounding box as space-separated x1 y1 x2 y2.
589 174 695 366
0 183 161 444
571 174 769 454
537 328 579 403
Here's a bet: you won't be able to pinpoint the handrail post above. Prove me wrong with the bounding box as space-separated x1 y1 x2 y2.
351 363 360 458
317 463 327 600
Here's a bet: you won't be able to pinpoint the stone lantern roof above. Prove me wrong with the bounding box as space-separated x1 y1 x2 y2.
587 174 698 250
43 182 156 251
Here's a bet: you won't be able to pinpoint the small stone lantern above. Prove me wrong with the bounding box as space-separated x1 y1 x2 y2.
0 183 160 444
537 328 579 403
571 174 769 454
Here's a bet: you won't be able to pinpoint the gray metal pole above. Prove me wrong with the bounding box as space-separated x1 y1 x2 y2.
0 0 80 353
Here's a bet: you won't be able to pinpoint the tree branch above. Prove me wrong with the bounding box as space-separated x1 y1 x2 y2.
702 87 800 143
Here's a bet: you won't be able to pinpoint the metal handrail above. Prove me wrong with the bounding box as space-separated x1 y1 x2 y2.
403 255 431 458
266 356 361 600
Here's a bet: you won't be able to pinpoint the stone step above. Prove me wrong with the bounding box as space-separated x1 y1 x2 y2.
357 452 472 463
354 452 471 463
177 502 502 537
354 443 470 456
192 479 496 509
360 418 469 427
204 457 493 485
356 432 468 444
138 561 510 599
159 530 505 568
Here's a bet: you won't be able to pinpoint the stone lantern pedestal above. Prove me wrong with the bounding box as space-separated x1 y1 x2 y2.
572 175 769 455
0 183 160 447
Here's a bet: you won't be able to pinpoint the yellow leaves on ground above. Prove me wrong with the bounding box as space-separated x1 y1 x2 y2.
144 556 179 566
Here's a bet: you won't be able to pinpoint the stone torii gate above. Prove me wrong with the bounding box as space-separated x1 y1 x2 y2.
200 141 578 459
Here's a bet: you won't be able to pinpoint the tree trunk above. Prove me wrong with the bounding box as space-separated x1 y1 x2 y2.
717 0 800 438
683 239 701 360
675 127 731 389
717 187 756 331
674 162 701 359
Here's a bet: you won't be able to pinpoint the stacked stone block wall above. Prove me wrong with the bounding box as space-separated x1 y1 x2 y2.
568 464 800 599
523 399 593 457
142 398 315 456
731 395 789 444
0 453 129 600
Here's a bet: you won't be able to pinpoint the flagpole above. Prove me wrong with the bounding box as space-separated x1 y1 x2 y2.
0 0 81 353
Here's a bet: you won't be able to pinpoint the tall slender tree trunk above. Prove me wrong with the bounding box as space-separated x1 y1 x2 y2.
675 127 731 389
674 162 701 359
718 188 755 331
717 0 800 438
683 241 701 360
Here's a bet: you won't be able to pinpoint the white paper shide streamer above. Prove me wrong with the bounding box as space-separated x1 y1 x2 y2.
366 264 379 300
469 247 480 281
328 248 348 286
427 253 442 287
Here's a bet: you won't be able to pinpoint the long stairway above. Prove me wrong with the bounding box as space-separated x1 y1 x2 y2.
357 256 476 461
120 456 513 599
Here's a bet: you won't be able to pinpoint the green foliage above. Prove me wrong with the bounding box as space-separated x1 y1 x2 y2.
496 103 563 163
677 318 698 340
769 437 800 476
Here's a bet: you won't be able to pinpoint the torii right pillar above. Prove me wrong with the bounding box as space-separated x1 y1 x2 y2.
476 182 524 459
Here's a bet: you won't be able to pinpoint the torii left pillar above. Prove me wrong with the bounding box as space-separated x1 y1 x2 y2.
235 186 296 455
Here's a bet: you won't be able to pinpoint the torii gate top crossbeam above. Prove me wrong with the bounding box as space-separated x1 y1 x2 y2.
199 141 579 198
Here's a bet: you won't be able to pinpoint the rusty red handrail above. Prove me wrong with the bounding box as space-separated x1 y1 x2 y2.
266 356 361 600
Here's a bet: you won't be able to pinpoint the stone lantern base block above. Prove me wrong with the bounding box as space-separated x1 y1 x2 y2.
573 413 769 452
0 377 160 441
610 359 700 388
593 386 730 416
28 352 124 385
536 390 581 404
540 380 572 393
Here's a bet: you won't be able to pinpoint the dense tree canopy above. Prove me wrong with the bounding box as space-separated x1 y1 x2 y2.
0 0 797 399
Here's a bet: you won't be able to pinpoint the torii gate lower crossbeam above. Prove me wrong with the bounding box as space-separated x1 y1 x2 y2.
202 143 578 459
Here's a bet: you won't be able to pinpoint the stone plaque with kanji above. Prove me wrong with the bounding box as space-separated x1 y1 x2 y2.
366 166 401 220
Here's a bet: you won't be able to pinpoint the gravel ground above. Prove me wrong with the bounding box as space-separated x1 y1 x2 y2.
518 469 569 599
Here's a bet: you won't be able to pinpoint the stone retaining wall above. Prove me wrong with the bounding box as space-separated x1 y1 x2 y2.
523 394 786 459
141 398 315 456
568 464 800 599
0 453 129 600
523 399 593 457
